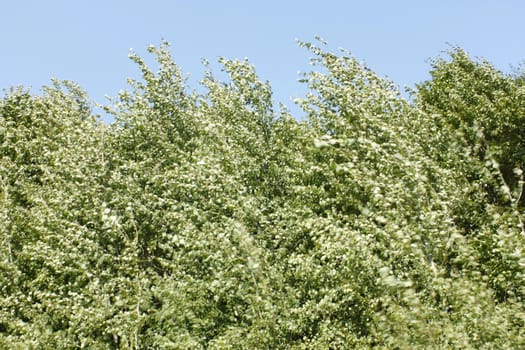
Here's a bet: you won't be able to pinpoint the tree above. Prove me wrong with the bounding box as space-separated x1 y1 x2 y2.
417 47 525 313
1 41 524 349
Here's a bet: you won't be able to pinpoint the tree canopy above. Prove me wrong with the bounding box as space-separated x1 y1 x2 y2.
1 41 524 349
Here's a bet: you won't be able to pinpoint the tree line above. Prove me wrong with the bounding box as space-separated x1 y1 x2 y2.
1 40 524 348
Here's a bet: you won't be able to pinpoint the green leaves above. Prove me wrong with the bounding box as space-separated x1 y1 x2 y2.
1 41 524 348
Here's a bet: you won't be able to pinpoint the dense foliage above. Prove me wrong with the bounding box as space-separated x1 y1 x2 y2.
1 41 524 349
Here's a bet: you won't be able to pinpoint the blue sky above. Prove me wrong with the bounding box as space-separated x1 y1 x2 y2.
1 1 524 121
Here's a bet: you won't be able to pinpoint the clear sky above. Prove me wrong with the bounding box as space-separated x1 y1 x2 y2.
1 1 524 121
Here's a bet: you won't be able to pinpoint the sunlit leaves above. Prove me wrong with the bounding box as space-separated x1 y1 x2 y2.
1 41 524 348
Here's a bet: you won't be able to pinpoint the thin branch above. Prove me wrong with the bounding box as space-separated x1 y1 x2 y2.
515 171 524 208
489 155 513 203
517 171 525 236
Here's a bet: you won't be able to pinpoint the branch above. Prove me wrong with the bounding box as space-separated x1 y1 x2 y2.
489 156 514 204
516 170 525 236
515 169 524 208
